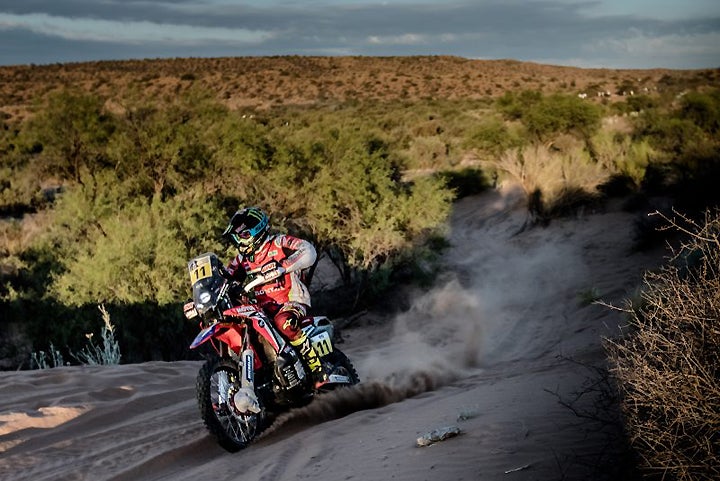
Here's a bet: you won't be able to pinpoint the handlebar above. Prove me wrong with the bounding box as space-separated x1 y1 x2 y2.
219 279 230 298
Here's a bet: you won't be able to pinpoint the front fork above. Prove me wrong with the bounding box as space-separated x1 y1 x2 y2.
231 328 261 414
215 327 257 410
240 326 255 392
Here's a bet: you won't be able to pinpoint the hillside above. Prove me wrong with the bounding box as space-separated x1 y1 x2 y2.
2 56 717 122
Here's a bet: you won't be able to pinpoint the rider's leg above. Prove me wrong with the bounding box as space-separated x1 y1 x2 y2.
274 302 328 387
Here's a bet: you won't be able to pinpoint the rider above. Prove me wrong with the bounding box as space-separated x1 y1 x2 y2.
221 207 328 388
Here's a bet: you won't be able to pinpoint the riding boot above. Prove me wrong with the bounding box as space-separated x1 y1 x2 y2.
291 334 328 388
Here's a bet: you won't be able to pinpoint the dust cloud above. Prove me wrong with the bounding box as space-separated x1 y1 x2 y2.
359 187 589 382
268 188 590 434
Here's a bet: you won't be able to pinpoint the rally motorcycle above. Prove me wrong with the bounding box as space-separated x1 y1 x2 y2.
183 252 359 452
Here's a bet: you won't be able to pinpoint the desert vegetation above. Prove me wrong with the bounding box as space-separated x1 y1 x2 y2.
606 210 720 480
1 55 719 479
1 57 719 368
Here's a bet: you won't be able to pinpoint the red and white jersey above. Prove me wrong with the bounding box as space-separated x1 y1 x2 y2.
226 234 317 308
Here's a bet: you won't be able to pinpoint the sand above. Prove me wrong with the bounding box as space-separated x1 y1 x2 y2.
0 184 664 481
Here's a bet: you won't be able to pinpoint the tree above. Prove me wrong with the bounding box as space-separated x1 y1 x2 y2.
49 189 226 307
28 90 116 187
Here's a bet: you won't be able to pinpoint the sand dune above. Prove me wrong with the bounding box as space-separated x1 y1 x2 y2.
0 184 663 481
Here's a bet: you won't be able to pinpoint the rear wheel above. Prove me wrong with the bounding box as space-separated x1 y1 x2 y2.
324 349 360 387
196 357 265 452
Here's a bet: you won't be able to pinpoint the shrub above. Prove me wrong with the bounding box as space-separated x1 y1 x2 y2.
640 115 705 157
496 90 542 120
107 87 227 198
437 168 492 199
303 133 452 280
71 305 121 365
630 89 720 211
679 90 720 135
606 210 720 480
405 135 451 169
615 95 658 114
462 115 524 159
523 94 602 141
484 143 611 220
590 130 654 189
497 91 602 142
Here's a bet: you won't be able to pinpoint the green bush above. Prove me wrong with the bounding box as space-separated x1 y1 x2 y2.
632 89 720 210
302 132 452 283
590 130 654 189
107 87 227 198
496 90 542 120
49 189 225 306
483 143 612 220
614 94 658 114
496 90 602 142
523 94 602 141
679 90 720 134
463 115 524 159
640 115 705 157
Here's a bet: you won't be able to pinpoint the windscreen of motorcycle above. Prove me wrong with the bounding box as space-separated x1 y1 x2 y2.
187 253 224 316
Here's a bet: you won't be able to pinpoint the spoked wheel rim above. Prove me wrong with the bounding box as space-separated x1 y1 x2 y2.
209 366 260 445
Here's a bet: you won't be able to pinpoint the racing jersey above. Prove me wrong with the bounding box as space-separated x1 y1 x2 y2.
226 234 317 308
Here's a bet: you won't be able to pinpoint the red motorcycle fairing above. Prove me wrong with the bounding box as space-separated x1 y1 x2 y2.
222 305 287 354
189 322 245 354
189 321 264 370
215 327 244 354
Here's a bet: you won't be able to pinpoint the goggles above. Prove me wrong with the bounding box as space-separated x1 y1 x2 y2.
231 231 252 246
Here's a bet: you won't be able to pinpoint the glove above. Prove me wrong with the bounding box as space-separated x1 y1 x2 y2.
260 260 285 281
219 266 234 280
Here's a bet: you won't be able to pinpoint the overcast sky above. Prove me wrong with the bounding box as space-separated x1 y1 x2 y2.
1 0 719 69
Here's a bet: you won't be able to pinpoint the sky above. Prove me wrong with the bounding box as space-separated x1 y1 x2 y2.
0 0 719 69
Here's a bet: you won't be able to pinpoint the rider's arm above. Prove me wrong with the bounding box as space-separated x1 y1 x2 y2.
277 235 317 273
225 256 247 283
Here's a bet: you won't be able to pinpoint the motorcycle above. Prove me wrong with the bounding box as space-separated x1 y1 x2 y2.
183 252 359 452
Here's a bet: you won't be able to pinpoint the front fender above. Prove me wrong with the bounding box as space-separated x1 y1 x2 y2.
190 323 220 349
190 322 245 355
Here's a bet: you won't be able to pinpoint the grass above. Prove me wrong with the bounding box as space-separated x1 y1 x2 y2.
31 304 122 369
71 305 121 366
30 342 64 369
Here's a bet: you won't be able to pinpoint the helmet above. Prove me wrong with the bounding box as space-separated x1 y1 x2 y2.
222 207 270 256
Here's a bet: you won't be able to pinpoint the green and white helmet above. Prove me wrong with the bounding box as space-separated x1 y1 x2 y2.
222 207 270 256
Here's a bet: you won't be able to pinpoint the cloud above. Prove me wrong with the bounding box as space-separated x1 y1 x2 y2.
0 1 719 67
368 33 424 46
367 32 468 46
0 13 273 45
590 29 720 57
532 29 720 68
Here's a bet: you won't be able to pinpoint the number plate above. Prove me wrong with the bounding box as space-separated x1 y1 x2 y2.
311 331 333 357
188 255 212 284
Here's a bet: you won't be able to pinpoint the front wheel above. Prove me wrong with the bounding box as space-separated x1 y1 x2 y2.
196 357 265 452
